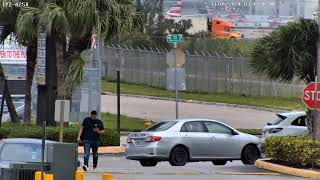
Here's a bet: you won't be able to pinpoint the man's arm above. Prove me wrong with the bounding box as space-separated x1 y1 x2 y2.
77 126 84 142
97 121 105 134
97 128 105 134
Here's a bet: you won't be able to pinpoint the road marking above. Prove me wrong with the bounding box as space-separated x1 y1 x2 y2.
84 171 281 176
215 172 281 176
155 172 204 175
85 171 144 175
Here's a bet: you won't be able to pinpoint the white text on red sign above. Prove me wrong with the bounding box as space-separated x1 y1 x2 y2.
304 91 320 101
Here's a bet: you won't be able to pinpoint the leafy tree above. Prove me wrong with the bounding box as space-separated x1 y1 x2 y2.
251 18 317 84
0 0 39 124
17 0 137 100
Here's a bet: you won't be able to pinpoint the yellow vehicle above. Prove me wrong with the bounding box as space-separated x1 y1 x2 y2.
207 18 243 40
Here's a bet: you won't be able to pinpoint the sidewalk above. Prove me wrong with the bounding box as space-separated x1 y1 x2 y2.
78 136 127 154
78 145 125 154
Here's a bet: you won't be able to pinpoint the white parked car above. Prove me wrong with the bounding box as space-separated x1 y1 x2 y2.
262 111 308 140
126 119 262 167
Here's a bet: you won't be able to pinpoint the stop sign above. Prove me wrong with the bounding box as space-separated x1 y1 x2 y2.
303 82 320 109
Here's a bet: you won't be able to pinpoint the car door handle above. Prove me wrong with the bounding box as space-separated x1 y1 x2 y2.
210 136 216 139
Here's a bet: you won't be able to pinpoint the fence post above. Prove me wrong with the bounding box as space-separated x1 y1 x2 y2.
240 57 244 95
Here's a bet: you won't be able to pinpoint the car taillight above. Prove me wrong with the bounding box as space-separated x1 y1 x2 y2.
127 137 132 143
146 136 161 142
268 128 283 133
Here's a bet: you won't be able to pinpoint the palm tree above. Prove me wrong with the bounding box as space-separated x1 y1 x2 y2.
250 18 318 84
250 18 318 135
17 0 136 99
0 62 19 123
0 0 39 124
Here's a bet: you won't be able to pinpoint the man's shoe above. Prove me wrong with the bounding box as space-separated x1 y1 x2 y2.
83 165 88 171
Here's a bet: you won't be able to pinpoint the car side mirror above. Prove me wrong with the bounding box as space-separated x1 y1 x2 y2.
232 130 239 135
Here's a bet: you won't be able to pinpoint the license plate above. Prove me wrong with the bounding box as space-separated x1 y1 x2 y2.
133 139 145 145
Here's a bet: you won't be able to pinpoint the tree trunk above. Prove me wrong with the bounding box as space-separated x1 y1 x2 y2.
24 42 37 125
4 80 19 123
0 64 19 123
56 34 65 100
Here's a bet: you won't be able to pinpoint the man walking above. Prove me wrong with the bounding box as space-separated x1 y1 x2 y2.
77 110 105 171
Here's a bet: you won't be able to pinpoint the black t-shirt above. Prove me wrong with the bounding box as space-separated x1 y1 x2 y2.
82 117 104 142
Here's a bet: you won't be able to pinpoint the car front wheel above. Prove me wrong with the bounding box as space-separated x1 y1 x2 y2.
139 160 158 167
241 145 260 165
169 146 189 166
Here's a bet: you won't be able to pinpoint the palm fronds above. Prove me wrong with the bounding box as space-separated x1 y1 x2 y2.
250 18 318 84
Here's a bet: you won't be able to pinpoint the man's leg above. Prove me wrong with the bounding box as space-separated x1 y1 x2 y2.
92 141 100 169
83 141 91 171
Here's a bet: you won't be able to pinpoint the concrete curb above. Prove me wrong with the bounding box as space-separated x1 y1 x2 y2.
102 92 285 113
255 160 320 179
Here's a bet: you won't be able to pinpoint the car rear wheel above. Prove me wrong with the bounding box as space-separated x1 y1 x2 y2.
241 145 260 165
169 146 189 166
139 160 158 167
212 160 227 166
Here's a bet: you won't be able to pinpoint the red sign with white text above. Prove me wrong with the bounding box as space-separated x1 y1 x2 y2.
303 82 320 109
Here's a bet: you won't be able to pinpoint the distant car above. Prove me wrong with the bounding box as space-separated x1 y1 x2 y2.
1 104 24 121
262 111 308 140
0 138 57 169
125 119 262 167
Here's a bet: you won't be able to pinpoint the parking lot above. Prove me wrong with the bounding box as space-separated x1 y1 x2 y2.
81 155 309 180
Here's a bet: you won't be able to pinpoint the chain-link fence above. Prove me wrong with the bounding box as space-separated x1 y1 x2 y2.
101 42 305 98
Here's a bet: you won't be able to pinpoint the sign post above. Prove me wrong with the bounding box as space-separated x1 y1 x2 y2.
54 100 70 142
167 34 183 119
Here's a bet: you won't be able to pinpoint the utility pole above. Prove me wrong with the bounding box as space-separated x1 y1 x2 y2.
316 4 320 139
174 42 179 119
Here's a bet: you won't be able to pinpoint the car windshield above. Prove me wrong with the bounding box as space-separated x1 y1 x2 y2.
271 114 287 125
144 121 177 132
0 143 44 162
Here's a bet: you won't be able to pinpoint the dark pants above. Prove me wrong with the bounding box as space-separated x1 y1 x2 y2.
83 140 100 168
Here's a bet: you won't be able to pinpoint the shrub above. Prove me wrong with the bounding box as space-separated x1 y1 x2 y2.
265 136 320 167
0 125 120 146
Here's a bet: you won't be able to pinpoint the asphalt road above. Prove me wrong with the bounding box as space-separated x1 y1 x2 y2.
82 155 309 180
101 94 277 129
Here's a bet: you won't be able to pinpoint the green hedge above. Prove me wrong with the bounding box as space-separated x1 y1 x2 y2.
238 129 261 135
265 136 320 167
0 125 120 146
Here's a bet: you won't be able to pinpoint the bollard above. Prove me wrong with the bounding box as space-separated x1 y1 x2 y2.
144 119 153 127
103 173 113 180
44 174 54 180
35 172 54 180
35 171 42 180
76 170 84 180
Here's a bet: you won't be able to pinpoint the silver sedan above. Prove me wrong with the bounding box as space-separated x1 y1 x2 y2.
125 119 262 167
